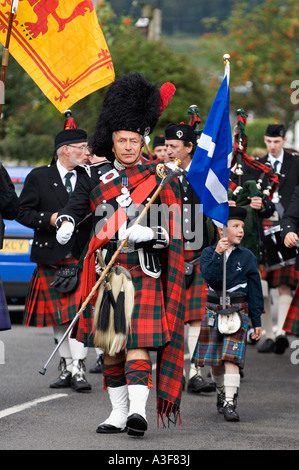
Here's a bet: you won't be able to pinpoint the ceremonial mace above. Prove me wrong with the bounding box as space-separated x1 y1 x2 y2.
39 160 182 375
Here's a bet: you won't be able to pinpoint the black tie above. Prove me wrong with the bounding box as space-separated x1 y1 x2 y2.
65 172 73 196
273 160 279 173
182 170 188 193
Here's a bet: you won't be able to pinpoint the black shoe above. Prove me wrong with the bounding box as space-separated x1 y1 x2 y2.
50 358 71 389
223 403 240 422
126 413 148 435
257 338 275 353
127 429 145 437
71 360 92 392
187 374 216 393
50 370 71 388
216 391 225 414
274 335 289 355
89 354 103 374
96 423 127 434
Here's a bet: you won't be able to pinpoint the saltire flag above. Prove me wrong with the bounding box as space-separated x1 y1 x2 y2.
187 62 232 226
0 1 115 112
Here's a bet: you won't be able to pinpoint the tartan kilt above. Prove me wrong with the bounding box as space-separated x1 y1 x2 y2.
283 284 299 335
193 299 249 369
0 277 11 331
262 264 299 289
76 251 170 349
184 250 207 323
23 258 82 327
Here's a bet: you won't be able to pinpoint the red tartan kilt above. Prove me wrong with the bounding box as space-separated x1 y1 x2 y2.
261 264 299 288
76 251 170 349
24 258 82 327
283 284 299 335
185 263 207 323
184 249 207 323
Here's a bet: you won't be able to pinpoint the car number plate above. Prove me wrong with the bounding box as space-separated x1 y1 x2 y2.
2 239 30 253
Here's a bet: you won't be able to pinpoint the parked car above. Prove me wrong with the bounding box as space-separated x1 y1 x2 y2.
0 166 36 305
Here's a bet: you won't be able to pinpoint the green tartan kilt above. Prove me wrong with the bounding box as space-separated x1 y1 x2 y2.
78 251 171 349
23 258 82 327
193 300 249 369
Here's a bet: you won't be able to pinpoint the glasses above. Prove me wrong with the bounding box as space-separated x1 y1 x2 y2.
68 144 90 152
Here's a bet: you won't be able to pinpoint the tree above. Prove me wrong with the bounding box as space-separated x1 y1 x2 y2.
194 0 299 131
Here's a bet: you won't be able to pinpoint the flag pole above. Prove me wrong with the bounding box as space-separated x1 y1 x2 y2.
0 0 19 119
222 53 230 309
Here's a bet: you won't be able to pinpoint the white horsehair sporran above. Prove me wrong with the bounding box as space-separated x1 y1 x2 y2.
217 307 242 335
92 252 135 356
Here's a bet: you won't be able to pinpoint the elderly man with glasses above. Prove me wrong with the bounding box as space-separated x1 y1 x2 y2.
17 127 94 392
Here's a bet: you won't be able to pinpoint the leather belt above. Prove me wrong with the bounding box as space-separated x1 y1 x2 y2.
207 293 248 305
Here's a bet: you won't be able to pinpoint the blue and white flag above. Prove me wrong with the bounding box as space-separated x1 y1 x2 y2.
187 63 232 226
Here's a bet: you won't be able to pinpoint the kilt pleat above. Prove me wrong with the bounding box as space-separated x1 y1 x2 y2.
193 300 249 369
23 259 82 327
262 265 299 289
283 285 299 335
185 264 207 323
183 250 207 323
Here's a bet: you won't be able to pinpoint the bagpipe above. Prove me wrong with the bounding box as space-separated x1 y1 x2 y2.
228 109 294 270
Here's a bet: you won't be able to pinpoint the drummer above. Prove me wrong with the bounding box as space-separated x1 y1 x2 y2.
242 124 299 354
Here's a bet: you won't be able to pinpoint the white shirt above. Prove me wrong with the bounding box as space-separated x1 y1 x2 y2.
56 160 77 192
268 150 284 174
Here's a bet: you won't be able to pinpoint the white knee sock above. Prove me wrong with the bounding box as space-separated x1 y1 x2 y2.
128 384 150 421
224 374 240 405
276 295 292 337
53 325 72 372
188 326 201 379
102 385 128 429
261 281 274 340
68 336 88 376
211 372 224 394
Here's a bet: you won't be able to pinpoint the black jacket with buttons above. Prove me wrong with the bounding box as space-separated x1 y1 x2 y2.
0 163 19 249
16 163 92 265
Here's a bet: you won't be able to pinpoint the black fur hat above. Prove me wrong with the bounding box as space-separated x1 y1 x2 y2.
92 73 164 161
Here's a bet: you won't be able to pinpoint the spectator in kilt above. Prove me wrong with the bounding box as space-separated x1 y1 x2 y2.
16 128 93 392
55 73 185 437
237 124 299 354
281 186 299 337
193 206 263 421
164 122 215 394
0 163 19 332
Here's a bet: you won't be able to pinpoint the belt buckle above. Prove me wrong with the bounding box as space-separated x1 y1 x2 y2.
220 296 231 306
117 240 135 253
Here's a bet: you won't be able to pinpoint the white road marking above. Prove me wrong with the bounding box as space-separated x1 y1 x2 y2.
0 393 68 420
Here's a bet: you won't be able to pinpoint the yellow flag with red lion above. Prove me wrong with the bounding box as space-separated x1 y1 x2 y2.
0 1 115 112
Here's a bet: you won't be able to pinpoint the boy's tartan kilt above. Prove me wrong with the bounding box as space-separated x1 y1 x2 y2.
23 258 82 327
283 284 299 336
77 251 171 349
184 249 207 323
193 298 249 369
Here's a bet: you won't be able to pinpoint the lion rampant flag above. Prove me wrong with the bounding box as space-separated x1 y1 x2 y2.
0 1 115 112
